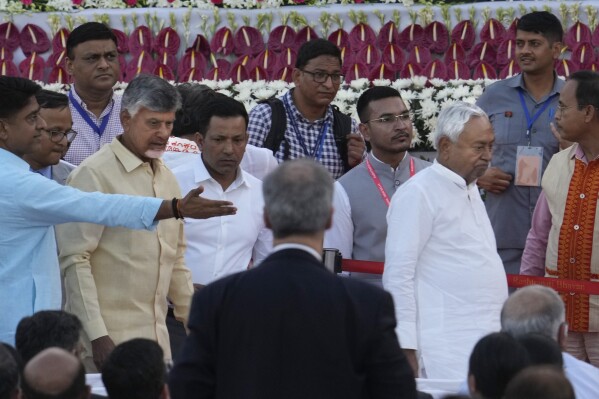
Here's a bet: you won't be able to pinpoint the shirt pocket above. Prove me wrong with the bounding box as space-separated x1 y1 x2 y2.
489 112 522 145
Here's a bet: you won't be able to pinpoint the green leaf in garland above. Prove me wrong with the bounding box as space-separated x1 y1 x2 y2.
420 4 434 27
227 12 237 32
169 12 176 29
373 10 385 27
331 13 344 30
408 9 418 25
348 10 358 26
558 3 569 30
453 7 462 26
518 4 527 18
468 6 477 29
569 3 580 24
440 5 450 30
586 5 598 31
47 14 60 36
319 12 331 37
481 6 491 23
121 15 129 36
64 15 74 32
392 10 401 29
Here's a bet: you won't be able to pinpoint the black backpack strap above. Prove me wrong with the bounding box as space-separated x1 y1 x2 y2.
331 105 353 172
260 98 287 157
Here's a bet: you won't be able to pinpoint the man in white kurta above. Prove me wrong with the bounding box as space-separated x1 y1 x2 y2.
383 102 508 379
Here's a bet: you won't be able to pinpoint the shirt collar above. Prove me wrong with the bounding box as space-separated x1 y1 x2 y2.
508 73 565 98
30 165 52 179
193 154 250 190
110 136 163 173
69 85 116 117
283 90 334 124
432 159 478 190
273 243 322 261
570 142 599 163
369 151 408 172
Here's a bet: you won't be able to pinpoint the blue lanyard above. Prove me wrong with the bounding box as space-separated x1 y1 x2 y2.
518 90 557 146
283 95 329 160
68 90 113 137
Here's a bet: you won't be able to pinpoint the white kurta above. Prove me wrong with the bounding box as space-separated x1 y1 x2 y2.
383 161 508 379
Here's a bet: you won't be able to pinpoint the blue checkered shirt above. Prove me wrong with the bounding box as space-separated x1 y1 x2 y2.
247 90 358 179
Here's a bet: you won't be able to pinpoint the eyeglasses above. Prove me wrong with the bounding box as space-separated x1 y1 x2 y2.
44 128 78 143
364 112 413 125
556 104 583 115
300 69 344 84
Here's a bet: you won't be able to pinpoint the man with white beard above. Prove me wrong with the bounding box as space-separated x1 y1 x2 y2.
56 75 197 372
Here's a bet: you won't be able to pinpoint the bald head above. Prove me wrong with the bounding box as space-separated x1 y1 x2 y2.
501 285 565 341
22 348 88 399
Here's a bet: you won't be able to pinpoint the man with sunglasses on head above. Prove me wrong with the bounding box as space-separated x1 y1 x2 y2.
23 90 77 185
247 38 365 179
324 87 430 286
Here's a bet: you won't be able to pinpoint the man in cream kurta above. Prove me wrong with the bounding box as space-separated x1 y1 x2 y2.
56 76 194 371
383 102 508 379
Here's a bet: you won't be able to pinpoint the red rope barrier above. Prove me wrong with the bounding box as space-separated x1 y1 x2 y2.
341 259 599 295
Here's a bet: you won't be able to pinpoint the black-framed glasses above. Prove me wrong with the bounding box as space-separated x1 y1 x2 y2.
300 69 344 84
364 112 413 125
44 128 78 143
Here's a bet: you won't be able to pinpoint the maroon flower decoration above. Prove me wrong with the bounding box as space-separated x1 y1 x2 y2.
344 62 369 81
248 65 268 81
505 19 519 40
0 22 20 52
368 63 396 81
423 21 449 54
234 26 264 56
381 43 404 72
129 26 153 56
407 45 431 67
356 44 381 68
422 59 447 80
278 47 297 68
472 61 498 80
328 28 349 49
398 24 424 52
294 27 319 49
349 23 376 51
376 21 400 49
451 20 476 50
153 64 175 81
208 53 231 75
496 39 517 68
111 29 129 53
156 50 177 72
20 24 50 55
274 66 293 83
446 60 470 80
178 49 207 80
592 25 599 47
480 18 506 48
571 42 595 70
555 59 578 78
255 49 278 74
268 25 296 52
0 58 19 77
48 49 67 68
565 21 592 49
399 63 422 79
19 53 45 81
339 46 354 75
126 50 156 81
499 59 521 79
230 64 250 83
0 47 13 61
468 41 497 69
47 66 70 84
52 28 69 53
178 67 203 83
210 27 235 56
154 27 180 55
444 42 466 65
187 34 211 59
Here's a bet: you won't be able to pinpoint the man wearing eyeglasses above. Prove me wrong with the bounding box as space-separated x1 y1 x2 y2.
23 90 77 185
247 39 365 179
324 87 430 286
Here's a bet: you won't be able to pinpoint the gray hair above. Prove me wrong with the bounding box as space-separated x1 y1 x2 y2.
262 159 333 239
501 285 565 341
121 74 181 117
432 101 488 149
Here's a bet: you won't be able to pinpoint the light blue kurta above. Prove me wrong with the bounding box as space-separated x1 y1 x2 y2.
0 148 162 345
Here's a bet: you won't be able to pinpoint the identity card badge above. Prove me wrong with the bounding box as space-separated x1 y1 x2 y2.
515 146 543 187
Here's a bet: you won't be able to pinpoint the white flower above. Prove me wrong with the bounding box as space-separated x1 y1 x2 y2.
266 80 290 92
419 87 435 101
253 88 277 100
410 76 428 88
217 89 233 97
198 79 218 89
451 85 471 100
235 87 253 102
372 79 392 87
471 85 484 97
349 78 369 90
391 78 413 90
420 98 438 119
435 87 452 100
216 79 233 89
400 89 417 102
428 78 445 87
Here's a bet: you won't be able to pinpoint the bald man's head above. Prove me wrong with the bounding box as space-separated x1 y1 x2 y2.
21 348 89 399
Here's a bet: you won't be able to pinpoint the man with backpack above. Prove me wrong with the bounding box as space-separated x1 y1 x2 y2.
247 39 365 178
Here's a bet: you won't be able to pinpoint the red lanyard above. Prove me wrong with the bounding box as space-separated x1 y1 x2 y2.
365 157 415 207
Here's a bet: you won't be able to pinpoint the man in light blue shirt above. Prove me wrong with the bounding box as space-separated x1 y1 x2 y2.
0 77 237 345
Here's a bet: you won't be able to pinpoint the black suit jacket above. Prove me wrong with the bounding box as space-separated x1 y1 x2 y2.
169 248 416 399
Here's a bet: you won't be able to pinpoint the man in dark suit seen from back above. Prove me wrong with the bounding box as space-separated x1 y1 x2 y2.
169 158 417 399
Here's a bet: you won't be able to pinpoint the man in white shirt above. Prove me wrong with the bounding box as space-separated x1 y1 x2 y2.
383 101 508 379
324 86 430 286
501 285 599 399
172 92 272 288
